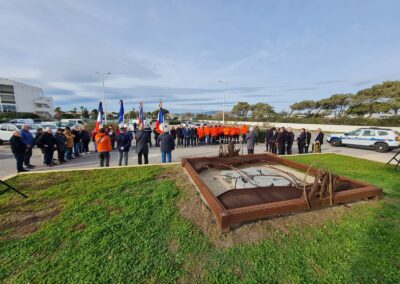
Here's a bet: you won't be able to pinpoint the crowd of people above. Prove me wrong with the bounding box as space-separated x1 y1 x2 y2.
9 122 324 173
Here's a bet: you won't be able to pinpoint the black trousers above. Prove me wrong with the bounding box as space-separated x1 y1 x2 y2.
298 142 305 154
58 150 66 162
305 144 310 153
247 149 254 154
24 147 32 166
286 142 293 155
44 148 54 165
266 141 270 151
99 152 110 167
278 143 286 155
82 140 90 152
138 151 148 165
14 152 25 171
270 142 277 154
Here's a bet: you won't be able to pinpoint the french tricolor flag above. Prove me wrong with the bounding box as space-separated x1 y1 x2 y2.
95 102 104 131
155 101 164 134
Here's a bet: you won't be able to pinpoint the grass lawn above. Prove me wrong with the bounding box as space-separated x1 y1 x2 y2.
0 154 399 283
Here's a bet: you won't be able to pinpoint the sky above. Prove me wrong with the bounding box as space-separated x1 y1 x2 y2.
1 0 400 114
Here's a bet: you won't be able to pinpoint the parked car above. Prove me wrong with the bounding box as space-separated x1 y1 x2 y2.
38 122 58 134
0 123 40 144
327 128 400 153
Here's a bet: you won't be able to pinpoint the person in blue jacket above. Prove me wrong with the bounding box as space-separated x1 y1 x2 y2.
20 124 35 169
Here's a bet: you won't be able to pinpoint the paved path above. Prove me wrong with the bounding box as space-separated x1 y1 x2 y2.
0 141 397 179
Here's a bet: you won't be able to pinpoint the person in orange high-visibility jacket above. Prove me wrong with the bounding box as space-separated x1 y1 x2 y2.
204 125 211 144
241 124 249 144
229 126 236 142
95 128 112 167
211 126 218 144
223 125 230 143
197 127 205 144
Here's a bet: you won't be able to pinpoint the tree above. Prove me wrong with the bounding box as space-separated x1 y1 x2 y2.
90 109 98 120
72 107 77 114
129 108 137 119
231 102 251 119
82 108 89 119
251 103 276 120
289 100 317 117
151 108 169 120
54 106 63 119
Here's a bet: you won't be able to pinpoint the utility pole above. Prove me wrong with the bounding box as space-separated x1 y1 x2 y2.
96 72 111 124
218 80 229 125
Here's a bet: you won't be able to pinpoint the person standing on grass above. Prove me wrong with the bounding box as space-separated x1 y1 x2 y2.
55 128 67 163
246 127 257 154
135 125 150 165
20 124 35 169
10 130 28 173
95 128 112 167
116 126 131 166
158 125 175 163
37 127 57 167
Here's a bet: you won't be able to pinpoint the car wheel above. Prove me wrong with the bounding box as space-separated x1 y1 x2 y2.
330 139 341 147
375 142 389 153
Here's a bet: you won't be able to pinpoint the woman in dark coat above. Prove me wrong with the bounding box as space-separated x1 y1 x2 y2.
135 127 150 164
37 127 57 167
55 128 67 163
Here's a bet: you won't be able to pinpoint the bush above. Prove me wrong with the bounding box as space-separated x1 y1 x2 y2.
0 112 41 123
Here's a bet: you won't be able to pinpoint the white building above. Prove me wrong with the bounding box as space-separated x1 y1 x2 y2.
0 78 53 117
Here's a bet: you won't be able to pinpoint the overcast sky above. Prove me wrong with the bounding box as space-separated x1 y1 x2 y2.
1 0 400 113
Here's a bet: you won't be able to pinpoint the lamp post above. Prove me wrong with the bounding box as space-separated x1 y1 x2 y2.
96 72 111 124
218 80 229 125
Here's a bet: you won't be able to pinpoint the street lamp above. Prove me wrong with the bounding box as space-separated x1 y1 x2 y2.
218 80 229 125
95 72 111 124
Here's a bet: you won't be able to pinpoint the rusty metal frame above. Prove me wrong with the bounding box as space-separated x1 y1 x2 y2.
182 153 382 232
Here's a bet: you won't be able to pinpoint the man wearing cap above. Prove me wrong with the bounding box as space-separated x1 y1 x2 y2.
158 125 175 163
116 126 131 166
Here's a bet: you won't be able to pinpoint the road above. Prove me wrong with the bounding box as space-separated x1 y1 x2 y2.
0 140 397 179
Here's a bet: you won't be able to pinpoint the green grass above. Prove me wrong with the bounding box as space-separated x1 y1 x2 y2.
0 154 399 283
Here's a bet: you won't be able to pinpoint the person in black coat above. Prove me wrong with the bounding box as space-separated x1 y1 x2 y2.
153 128 160 147
116 127 131 166
37 127 57 166
158 126 175 163
55 128 67 163
270 127 278 154
190 126 197 146
144 125 152 147
305 129 312 153
264 127 272 152
314 128 324 153
176 126 183 147
71 126 81 157
81 127 91 154
297 128 306 154
286 127 295 155
135 127 150 165
10 130 28 173
276 127 288 155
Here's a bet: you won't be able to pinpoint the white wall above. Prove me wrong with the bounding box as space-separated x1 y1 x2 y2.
199 120 400 133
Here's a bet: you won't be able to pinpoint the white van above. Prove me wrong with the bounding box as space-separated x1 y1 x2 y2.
61 119 87 125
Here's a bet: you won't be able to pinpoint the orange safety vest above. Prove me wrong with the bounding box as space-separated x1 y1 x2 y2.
229 127 236 136
204 126 210 136
198 128 204 138
224 127 230 136
241 125 248 135
211 127 218 137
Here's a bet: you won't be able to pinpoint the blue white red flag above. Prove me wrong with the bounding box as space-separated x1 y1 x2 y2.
155 101 164 134
138 101 144 128
95 102 104 131
118 100 124 126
